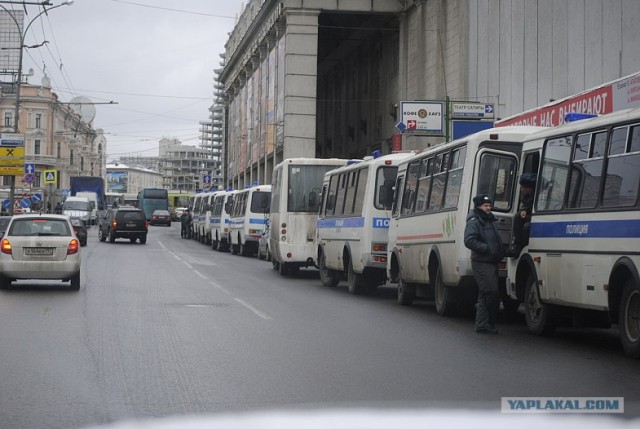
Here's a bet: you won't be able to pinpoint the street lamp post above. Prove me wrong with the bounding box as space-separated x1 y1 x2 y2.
1 0 73 215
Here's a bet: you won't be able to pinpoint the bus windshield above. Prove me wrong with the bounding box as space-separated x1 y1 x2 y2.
287 165 337 212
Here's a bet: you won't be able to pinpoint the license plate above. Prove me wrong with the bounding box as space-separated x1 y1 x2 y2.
126 222 137 227
25 247 54 256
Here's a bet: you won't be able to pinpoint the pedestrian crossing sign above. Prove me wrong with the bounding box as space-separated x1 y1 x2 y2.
43 169 57 184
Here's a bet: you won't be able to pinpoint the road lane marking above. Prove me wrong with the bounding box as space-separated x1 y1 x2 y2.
234 298 273 320
158 240 271 319
209 280 231 295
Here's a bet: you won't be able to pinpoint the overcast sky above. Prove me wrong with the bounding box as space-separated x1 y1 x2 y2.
17 0 245 161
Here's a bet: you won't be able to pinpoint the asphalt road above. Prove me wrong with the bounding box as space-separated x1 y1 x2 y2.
0 224 638 428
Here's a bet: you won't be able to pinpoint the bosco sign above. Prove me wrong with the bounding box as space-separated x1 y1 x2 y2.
400 101 445 136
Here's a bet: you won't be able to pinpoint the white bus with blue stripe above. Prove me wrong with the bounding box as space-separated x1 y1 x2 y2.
387 126 543 315
316 151 414 294
506 108 640 358
228 185 271 256
269 158 352 275
210 189 237 252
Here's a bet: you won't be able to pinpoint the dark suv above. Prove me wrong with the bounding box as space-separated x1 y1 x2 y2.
98 208 148 244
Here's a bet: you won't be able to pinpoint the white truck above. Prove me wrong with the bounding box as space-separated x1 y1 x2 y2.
75 191 99 225
62 196 93 227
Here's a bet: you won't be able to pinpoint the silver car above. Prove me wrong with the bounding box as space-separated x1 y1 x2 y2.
0 214 81 291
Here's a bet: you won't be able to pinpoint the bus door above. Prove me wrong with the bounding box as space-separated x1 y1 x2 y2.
473 146 520 261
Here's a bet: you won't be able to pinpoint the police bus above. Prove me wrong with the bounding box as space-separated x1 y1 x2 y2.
387 127 542 314
505 108 640 358
269 158 351 275
316 151 414 294
210 189 237 252
228 184 271 256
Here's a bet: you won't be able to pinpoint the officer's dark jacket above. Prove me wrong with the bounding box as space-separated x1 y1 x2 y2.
464 209 504 263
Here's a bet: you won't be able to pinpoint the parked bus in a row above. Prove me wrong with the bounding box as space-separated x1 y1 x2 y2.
387 127 543 315
210 189 237 252
190 192 209 242
228 184 271 256
505 108 640 358
269 158 353 275
316 151 415 294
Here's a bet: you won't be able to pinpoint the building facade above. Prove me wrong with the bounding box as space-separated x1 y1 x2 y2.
0 81 104 206
220 0 640 188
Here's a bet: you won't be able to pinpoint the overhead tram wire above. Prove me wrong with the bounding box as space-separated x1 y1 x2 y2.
108 0 235 19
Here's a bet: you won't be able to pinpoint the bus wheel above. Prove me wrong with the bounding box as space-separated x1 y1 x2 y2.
319 251 339 287
272 258 279 271
434 265 456 316
524 274 556 335
397 269 416 306
620 278 640 358
347 259 366 295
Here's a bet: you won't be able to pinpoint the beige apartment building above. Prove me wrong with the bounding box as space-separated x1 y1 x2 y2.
0 81 104 205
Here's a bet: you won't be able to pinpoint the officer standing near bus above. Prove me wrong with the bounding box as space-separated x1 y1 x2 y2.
464 194 504 334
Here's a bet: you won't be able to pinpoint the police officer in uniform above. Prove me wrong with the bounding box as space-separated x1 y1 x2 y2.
464 194 504 334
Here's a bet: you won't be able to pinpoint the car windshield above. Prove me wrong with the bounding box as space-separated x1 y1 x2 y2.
9 218 70 236
64 201 90 210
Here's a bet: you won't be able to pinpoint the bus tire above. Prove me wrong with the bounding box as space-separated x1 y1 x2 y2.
397 270 416 306
524 274 556 335
272 258 279 271
434 264 456 316
619 278 640 358
319 251 339 287
347 259 366 295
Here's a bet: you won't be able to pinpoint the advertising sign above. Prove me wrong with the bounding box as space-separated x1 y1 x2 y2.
0 133 25 147
0 146 25 175
398 101 445 136
497 71 640 127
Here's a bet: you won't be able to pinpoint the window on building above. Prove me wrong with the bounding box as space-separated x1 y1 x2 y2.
34 139 41 155
70 150 74 165
4 112 12 127
35 113 42 129
57 142 61 159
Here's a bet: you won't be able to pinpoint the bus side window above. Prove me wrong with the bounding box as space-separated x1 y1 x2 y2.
392 175 404 217
319 185 328 216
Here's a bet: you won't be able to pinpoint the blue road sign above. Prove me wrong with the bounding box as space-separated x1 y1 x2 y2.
203 175 211 184
395 121 407 132
32 193 42 203
20 198 31 208
2 199 10 209
62 189 69 197
24 163 35 174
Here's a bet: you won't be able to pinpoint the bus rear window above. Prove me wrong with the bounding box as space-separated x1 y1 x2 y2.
143 189 168 199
